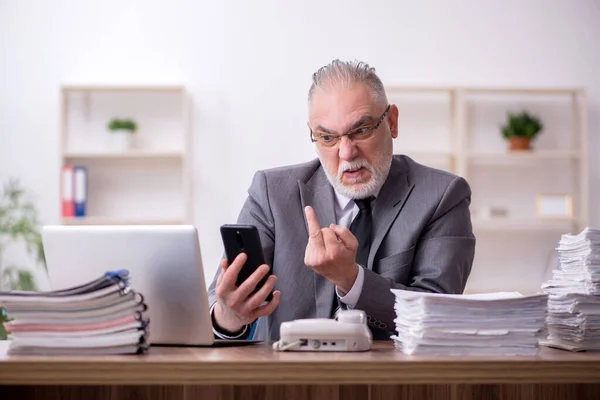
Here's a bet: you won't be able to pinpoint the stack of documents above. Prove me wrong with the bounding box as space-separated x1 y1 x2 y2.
542 227 600 295
390 289 548 356
541 227 600 351
0 270 149 355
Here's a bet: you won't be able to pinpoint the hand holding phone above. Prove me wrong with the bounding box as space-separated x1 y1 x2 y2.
220 224 273 301
213 224 279 334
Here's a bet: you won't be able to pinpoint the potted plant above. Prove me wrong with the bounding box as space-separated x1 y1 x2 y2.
501 111 543 151
107 118 138 151
0 179 47 339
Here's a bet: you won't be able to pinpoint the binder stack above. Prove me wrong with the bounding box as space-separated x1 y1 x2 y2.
0 270 149 355
542 227 600 351
61 165 87 218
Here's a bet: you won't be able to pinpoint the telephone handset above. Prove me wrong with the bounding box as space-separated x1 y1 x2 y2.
272 310 372 352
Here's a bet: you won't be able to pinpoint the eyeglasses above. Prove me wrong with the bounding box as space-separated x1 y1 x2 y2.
310 105 391 147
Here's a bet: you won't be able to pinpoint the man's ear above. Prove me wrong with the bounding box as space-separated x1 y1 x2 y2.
307 122 319 155
388 104 399 139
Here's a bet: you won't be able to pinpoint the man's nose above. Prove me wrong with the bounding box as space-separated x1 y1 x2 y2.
338 136 358 161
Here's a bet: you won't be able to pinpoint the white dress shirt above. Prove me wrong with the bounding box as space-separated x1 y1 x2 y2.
332 189 369 308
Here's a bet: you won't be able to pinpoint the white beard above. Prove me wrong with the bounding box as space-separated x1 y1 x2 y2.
321 153 393 199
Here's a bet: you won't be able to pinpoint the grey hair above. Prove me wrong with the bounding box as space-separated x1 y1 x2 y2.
308 59 388 105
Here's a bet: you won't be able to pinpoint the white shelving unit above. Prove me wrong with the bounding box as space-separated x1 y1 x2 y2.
59 85 192 226
458 87 588 233
386 86 588 294
387 87 457 173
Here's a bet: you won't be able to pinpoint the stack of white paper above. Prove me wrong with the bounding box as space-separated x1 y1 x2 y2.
390 289 548 356
541 227 600 351
542 227 600 295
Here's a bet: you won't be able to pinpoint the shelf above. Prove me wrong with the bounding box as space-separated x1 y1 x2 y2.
466 150 580 162
463 87 582 96
402 151 453 158
62 85 185 93
386 86 454 94
386 86 583 96
61 217 186 226
59 84 192 228
63 151 185 161
403 151 452 156
472 217 577 232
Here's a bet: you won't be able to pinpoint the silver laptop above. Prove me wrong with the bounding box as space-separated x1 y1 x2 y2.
42 224 256 347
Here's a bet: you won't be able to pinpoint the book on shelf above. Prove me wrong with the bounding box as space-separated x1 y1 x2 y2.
0 269 149 355
61 165 87 218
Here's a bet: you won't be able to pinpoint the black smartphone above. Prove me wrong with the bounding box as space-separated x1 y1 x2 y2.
220 224 273 302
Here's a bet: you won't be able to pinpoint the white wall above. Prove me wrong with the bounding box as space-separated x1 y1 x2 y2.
1 0 599 291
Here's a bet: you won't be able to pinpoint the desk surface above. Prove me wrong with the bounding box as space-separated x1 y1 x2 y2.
2 341 600 385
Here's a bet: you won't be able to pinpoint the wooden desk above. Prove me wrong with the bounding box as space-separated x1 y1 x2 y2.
1 341 600 400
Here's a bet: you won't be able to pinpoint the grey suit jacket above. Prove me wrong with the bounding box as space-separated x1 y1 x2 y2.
207 155 476 341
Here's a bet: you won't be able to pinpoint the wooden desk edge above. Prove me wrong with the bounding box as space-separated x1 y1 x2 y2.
3 360 600 385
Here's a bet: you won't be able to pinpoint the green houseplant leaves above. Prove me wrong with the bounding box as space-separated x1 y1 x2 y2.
500 111 544 151
108 118 138 133
0 178 47 339
501 111 543 140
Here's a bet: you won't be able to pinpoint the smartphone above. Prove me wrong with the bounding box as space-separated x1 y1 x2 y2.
220 224 273 302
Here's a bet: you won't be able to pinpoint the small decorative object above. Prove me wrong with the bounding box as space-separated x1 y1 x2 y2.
107 118 138 151
478 205 509 220
500 111 543 151
537 194 573 219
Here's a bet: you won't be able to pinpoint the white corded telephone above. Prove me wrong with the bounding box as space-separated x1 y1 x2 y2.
272 309 372 352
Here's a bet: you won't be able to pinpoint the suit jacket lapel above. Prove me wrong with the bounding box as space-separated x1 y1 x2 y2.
368 157 415 269
299 167 337 318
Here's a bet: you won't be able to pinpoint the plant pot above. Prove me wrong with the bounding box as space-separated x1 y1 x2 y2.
110 130 135 151
508 137 532 151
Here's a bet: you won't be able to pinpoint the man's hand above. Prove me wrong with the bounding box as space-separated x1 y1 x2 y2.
214 253 280 333
303 205 359 293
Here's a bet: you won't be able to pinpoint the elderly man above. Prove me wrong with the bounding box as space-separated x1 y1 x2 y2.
208 60 475 341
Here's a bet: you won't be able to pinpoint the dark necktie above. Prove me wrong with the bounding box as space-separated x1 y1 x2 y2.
331 197 373 317
349 197 373 268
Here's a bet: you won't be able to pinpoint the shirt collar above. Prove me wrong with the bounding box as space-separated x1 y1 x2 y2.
333 187 381 211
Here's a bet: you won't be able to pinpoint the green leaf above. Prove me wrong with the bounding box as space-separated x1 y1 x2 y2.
17 270 36 291
0 178 47 285
108 118 137 133
0 308 7 340
2 267 37 291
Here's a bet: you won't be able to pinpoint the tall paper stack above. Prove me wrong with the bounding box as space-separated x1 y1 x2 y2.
390 289 548 356
0 270 149 355
542 227 600 351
